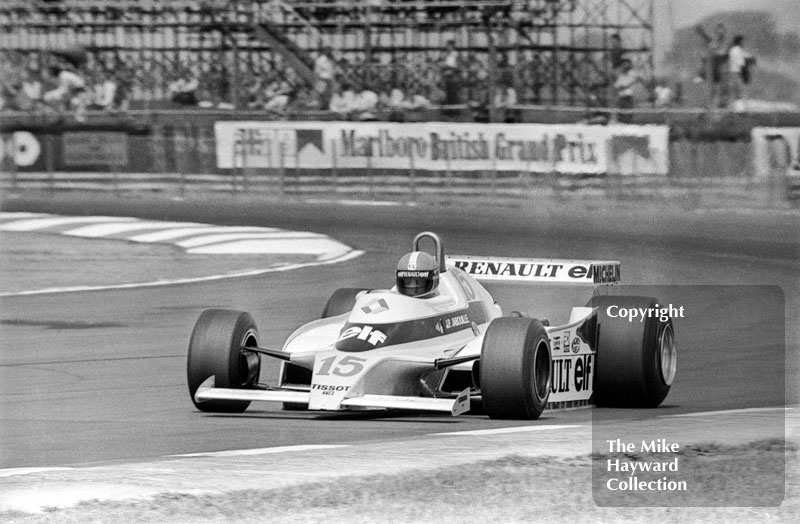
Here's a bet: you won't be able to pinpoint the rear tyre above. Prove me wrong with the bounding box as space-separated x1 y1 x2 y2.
589 295 676 408
321 288 368 318
480 317 551 419
187 309 261 413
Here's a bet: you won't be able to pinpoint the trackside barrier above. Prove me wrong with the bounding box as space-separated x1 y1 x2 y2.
0 170 777 209
0 135 793 208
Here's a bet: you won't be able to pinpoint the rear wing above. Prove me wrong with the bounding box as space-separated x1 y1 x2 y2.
445 255 620 284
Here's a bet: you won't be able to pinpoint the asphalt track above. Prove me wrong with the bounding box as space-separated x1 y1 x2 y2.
0 194 797 471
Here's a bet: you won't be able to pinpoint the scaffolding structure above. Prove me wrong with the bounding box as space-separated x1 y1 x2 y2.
0 0 654 107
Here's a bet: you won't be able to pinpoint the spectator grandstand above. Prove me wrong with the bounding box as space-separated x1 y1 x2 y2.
1 0 656 120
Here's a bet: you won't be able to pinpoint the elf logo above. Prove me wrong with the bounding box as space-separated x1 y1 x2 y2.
338 325 387 346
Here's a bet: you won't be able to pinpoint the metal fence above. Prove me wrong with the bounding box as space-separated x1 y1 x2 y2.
2 134 796 208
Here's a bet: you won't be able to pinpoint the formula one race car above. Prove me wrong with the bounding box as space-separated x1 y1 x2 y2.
187 232 676 419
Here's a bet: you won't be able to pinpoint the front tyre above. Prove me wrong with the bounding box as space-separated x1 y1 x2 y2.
589 295 676 408
187 309 261 413
480 317 551 419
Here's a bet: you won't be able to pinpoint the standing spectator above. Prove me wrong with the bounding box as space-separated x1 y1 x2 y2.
519 52 544 105
495 52 516 101
516 52 533 104
613 59 643 123
197 61 217 108
608 33 625 71
463 53 485 105
493 52 517 110
696 23 728 108
111 56 132 111
440 39 460 104
314 47 335 106
728 35 753 111
217 65 233 109
604 33 625 105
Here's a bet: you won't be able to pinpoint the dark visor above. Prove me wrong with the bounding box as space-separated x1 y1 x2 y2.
397 274 435 296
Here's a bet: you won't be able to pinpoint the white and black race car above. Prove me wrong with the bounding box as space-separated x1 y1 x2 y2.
187 231 676 419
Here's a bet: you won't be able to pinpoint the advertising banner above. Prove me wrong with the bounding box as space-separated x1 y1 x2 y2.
62 132 128 167
752 127 800 178
0 125 147 172
214 121 669 175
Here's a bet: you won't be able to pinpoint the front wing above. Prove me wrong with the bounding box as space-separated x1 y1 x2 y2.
194 376 471 416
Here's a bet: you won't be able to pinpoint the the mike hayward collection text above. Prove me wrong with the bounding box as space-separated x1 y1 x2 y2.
604 439 688 492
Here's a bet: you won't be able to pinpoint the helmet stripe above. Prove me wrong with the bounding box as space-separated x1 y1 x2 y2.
408 251 420 270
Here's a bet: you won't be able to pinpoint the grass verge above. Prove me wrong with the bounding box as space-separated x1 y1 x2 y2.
2 440 797 524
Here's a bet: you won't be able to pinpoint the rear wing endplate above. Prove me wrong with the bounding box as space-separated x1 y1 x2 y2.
445 255 620 284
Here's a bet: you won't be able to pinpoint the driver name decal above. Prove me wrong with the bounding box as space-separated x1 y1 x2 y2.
444 314 470 331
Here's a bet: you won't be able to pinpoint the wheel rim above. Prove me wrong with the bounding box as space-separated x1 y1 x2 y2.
532 340 550 402
236 329 260 388
658 324 677 386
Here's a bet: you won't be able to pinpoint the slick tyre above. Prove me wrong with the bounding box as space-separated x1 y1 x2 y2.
480 317 552 420
589 295 676 408
187 309 261 413
321 288 368 318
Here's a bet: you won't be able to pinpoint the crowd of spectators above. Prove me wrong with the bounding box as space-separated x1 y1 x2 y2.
1 39 653 121
0 45 507 118
0 1 708 121
0 50 132 119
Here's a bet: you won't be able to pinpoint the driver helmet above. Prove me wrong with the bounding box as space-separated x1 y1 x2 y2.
396 251 439 298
